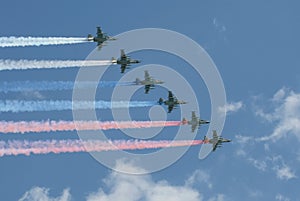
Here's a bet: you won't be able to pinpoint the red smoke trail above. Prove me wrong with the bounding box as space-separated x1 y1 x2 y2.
0 139 206 157
0 120 182 134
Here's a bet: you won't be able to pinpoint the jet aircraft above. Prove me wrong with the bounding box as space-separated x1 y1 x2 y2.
135 70 164 94
112 49 141 73
158 91 187 113
204 130 231 151
87 26 116 48
182 111 210 132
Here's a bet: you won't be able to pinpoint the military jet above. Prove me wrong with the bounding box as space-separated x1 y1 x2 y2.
182 111 210 132
134 70 164 94
204 130 231 151
87 26 116 48
158 91 187 113
112 49 141 73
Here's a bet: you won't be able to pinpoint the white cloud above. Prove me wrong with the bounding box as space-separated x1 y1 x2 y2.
235 149 247 157
235 135 253 145
247 189 263 198
213 18 226 32
218 101 243 116
275 194 290 201
274 165 296 180
264 143 270 151
208 194 226 201
185 169 213 189
255 88 300 142
87 161 203 201
19 162 228 201
269 155 296 180
272 88 286 102
237 151 296 181
18 187 71 201
247 158 267 171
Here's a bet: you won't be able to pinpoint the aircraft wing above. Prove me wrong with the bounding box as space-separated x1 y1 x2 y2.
145 85 150 94
120 49 126 59
144 70 150 81
97 43 103 48
191 124 197 133
168 91 174 102
120 64 127 73
213 130 218 140
192 111 197 121
212 130 219 151
212 142 218 151
168 104 174 113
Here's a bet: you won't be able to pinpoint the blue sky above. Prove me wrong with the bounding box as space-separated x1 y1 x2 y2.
0 0 299 200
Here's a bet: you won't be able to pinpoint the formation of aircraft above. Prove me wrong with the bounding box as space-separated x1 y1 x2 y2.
87 26 116 49
182 111 210 132
158 91 187 113
87 26 231 154
112 49 141 73
204 130 231 151
134 70 164 94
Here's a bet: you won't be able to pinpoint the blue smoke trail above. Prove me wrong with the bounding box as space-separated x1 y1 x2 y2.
0 100 157 113
0 81 134 93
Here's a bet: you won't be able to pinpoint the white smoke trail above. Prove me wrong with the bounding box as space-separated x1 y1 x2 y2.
0 59 113 71
0 100 157 112
0 36 89 47
0 139 205 157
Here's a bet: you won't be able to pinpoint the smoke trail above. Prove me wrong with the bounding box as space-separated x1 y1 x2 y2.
0 81 134 93
0 139 206 157
0 100 157 113
0 59 113 71
0 120 182 134
0 36 89 47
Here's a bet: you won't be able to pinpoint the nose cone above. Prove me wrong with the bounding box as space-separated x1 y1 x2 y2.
157 80 164 84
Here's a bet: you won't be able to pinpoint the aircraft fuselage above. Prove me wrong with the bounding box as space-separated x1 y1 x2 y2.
117 59 140 65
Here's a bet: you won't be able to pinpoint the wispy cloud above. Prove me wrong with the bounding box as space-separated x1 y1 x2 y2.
213 18 226 32
18 187 71 201
275 165 296 180
270 156 297 180
237 150 297 181
208 194 226 201
185 169 213 189
255 88 300 142
218 101 243 116
276 194 290 201
247 158 267 171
